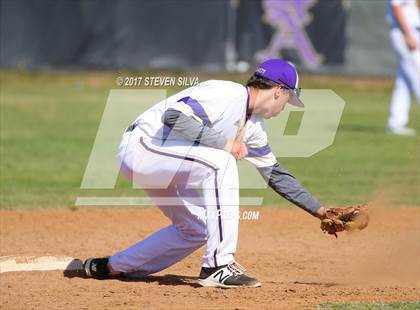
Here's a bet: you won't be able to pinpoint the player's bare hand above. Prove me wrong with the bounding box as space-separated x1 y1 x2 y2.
224 140 247 160
315 206 327 220
405 33 417 50
238 142 248 160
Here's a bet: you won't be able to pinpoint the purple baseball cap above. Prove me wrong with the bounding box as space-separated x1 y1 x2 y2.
254 59 304 107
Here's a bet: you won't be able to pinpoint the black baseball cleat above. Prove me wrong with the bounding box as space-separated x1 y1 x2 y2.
83 257 122 280
198 261 261 288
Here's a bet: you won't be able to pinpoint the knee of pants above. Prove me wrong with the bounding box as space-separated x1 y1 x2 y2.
216 153 237 170
216 153 239 188
174 221 207 244
225 153 239 176
205 153 238 183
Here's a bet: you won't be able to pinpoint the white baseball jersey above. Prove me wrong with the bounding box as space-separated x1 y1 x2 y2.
387 0 420 29
133 80 276 168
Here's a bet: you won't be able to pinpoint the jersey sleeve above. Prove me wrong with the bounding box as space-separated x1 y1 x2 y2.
166 81 239 127
243 116 322 215
243 116 277 168
257 163 322 215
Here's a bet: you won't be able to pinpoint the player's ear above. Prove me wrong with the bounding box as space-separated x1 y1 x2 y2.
274 85 282 99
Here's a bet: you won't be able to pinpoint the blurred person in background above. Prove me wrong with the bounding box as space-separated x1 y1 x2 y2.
386 0 420 136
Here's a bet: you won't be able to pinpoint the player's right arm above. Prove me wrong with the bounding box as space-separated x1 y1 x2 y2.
162 81 249 159
162 109 246 159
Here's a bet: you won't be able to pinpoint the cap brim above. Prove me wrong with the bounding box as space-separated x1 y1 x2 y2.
289 92 304 107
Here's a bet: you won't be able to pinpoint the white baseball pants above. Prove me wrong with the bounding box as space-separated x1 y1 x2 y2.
388 27 420 129
109 126 239 276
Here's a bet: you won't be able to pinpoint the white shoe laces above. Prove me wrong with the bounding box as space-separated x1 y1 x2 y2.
227 261 246 276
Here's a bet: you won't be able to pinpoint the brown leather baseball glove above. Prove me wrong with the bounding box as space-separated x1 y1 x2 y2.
320 205 369 238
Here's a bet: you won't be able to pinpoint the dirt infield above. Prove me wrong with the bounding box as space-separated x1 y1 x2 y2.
0 206 419 309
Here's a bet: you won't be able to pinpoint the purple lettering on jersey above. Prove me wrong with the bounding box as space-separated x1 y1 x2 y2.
257 0 322 68
247 145 272 157
178 96 211 126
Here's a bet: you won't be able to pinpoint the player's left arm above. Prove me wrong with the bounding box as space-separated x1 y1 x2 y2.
257 163 326 219
243 117 326 219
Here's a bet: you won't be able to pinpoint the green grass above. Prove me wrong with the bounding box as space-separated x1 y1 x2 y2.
318 301 420 309
0 71 419 209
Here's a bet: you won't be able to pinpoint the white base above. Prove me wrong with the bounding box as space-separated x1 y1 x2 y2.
0 255 83 273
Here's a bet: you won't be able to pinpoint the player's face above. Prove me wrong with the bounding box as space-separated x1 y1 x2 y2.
263 86 290 119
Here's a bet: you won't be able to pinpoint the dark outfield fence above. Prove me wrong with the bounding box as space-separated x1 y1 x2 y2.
0 0 396 76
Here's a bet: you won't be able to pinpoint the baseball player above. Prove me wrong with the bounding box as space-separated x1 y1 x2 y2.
386 0 420 136
84 59 328 288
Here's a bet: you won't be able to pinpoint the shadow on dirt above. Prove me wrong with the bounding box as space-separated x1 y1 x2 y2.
121 274 201 288
62 259 88 279
62 259 200 287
